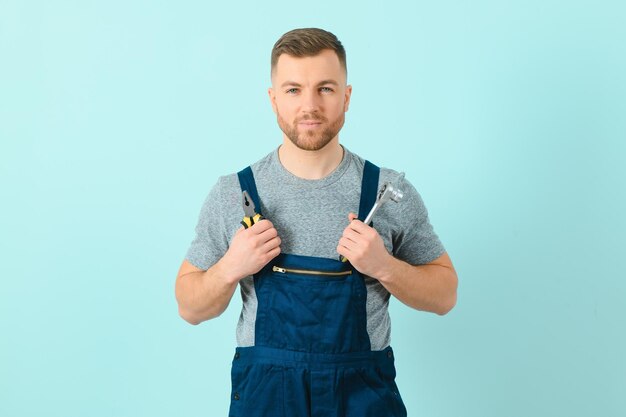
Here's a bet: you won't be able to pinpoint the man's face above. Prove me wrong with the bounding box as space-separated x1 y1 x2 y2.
269 49 352 151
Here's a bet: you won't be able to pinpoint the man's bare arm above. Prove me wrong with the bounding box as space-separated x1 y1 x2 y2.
175 220 281 325
376 252 458 315
175 259 240 325
337 213 457 315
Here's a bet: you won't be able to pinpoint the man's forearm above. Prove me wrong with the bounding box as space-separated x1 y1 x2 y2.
376 253 458 315
175 259 240 325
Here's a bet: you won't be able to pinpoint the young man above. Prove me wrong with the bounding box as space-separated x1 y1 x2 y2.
175 28 457 417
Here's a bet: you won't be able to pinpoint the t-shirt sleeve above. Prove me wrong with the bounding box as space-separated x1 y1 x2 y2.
391 175 446 265
184 176 230 270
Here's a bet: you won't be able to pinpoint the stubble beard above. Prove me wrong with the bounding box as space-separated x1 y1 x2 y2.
277 111 346 151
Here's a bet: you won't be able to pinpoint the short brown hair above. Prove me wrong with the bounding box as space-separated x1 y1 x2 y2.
271 28 347 77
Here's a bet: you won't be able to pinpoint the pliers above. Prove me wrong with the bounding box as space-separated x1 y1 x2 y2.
241 190 264 229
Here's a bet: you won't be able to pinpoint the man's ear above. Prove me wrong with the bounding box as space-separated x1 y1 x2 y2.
344 84 352 112
268 87 277 114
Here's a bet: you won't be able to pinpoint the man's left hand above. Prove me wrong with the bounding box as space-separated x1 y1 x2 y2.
337 212 392 279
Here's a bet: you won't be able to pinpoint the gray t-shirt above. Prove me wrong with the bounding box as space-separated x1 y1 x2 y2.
185 145 445 350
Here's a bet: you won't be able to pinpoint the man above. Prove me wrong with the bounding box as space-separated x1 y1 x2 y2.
175 28 457 417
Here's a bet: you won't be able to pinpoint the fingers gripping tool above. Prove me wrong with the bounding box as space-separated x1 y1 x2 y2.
340 181 404 262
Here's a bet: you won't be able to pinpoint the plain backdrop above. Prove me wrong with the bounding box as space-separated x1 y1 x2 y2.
1 1 625 416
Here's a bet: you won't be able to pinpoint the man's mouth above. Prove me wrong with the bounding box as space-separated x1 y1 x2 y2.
298 121 322 129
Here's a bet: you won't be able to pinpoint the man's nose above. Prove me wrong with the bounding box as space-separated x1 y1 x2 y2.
300 89 321 112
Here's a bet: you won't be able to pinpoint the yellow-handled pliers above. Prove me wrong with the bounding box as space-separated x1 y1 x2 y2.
241 190 264 229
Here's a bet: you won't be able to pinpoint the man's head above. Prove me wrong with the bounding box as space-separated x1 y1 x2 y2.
268 28 352 151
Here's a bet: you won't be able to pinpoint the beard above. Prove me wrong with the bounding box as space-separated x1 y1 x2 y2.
277 110 345 151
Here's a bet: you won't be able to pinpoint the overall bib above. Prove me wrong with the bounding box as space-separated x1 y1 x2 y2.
229 161 408 417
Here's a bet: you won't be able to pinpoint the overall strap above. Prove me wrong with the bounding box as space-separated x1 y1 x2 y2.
237 166 263 217
357 160 380 222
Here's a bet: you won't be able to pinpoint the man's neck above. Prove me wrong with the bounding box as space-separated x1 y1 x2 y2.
277 137 344 180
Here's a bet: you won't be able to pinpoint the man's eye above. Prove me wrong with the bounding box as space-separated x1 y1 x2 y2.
320 87 334 93
286 88 298 94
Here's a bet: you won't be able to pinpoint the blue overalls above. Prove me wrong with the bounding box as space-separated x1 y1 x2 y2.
230 161 408 417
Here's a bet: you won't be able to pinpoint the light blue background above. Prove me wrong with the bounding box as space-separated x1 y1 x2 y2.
1 1 625 416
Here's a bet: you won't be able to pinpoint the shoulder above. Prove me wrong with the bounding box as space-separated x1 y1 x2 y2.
249 147 277 178
212 148 276 195
379 167 406 189
349 149 412 192
206 148 275 212
351 152 428 212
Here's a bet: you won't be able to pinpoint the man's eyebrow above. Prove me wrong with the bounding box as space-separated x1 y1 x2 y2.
280 80 340 88
280 81 301 88
317 79 339 86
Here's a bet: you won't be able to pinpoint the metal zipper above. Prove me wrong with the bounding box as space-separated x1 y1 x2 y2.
272 265 352 276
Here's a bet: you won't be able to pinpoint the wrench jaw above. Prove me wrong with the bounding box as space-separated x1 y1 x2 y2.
385 183 404 203
363 182 405 225
377 182 404 206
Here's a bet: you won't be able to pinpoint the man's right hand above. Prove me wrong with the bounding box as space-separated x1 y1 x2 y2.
220 219 281 283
